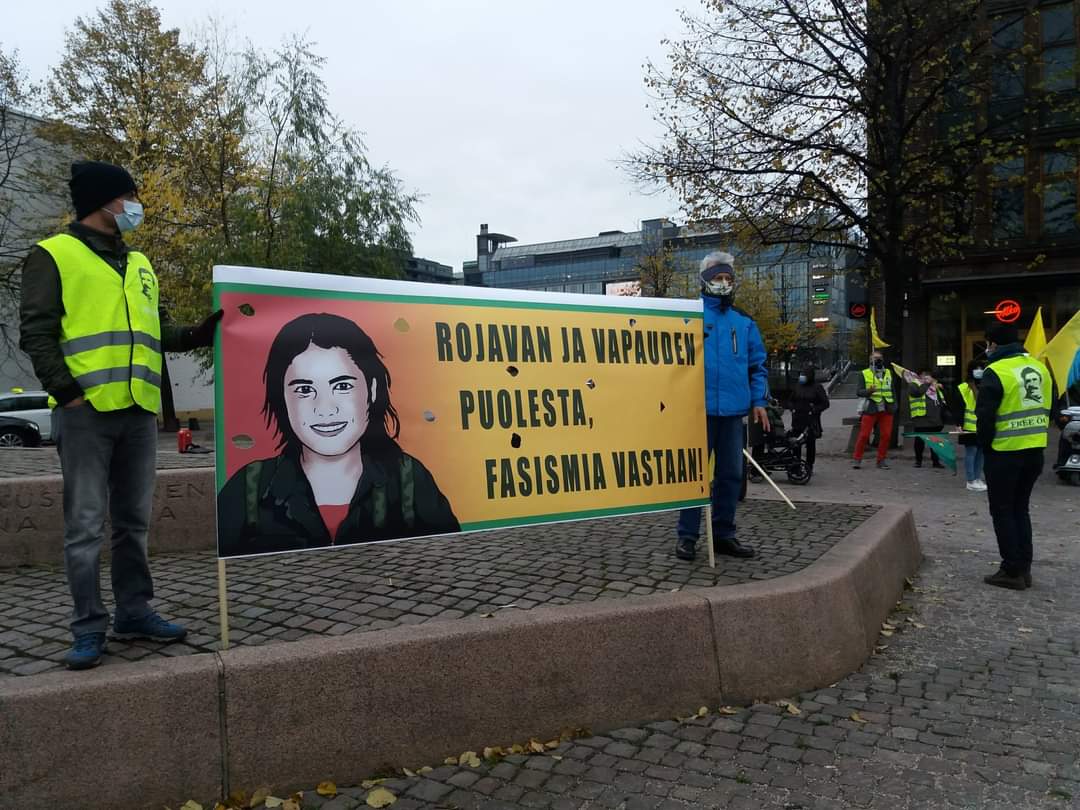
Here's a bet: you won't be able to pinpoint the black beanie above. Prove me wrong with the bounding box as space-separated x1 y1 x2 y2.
986 321 1020 346
69 161 137 220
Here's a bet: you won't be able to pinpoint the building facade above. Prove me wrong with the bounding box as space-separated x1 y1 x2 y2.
906 0 1080 379
404 256 459 285
463 219 855 366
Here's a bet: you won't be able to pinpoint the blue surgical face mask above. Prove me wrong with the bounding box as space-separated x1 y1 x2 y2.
973 368 984 380
798 375 808 385
107 200 144 233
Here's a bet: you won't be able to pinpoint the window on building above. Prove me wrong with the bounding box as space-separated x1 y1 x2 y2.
992 157 1027 239
1042 150 1079 234
991 13 1028 131
1041 3 1077 91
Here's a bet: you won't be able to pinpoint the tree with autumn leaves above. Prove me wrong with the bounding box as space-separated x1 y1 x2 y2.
3 0 418 330
632 0 1069 363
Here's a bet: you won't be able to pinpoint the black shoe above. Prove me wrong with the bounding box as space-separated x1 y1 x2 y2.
914 461 922 468
983 570 1027 590
932 462 945 469
1024 572 1033 588
675 538 696 561
714 538 757 558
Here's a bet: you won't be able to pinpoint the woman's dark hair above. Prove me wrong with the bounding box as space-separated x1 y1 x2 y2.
801 364 816 384
262 313 401 459
966 360 985 381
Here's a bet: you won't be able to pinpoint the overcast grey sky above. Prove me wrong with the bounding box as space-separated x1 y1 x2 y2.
5 0 689 270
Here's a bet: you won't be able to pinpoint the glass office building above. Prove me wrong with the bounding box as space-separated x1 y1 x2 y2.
462 219 852 345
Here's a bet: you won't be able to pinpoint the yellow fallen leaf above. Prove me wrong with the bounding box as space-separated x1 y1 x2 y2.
459 750 481 767
528 740 546 753
366 787 398 808
880 630 894 637
850 712 867 724
697 706 709 717
875 645 889 653
544 740 560 750
360 779 385 789
510 744 525 755
417 767 433 775
402 767 416 777
483 747 503 760
281 801 300 810
215 804 229 810
249 787 270 807
717 706 739 715
881 622 897 631
263 798 284 809
444 757 457 765
317 782 337 797
784 703 802 716
551 755 563 761
180 802 203 810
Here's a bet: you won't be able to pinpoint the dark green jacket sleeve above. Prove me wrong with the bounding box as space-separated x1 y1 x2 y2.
18 247 83 406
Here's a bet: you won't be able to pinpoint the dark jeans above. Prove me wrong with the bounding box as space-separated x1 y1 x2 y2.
913 437 940 466
677 414 743 544
983 448 1044 577
54 404 158 636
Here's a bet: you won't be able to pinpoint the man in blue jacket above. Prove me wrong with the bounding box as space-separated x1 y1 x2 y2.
676 251 771 561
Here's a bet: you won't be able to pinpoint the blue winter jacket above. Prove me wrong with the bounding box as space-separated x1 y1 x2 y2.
701 295 770 416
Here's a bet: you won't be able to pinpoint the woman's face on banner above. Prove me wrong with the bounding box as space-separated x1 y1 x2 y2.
284 343 373 457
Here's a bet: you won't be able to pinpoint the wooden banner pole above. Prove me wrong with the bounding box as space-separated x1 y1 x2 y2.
217 558 230 650
705 505 716 569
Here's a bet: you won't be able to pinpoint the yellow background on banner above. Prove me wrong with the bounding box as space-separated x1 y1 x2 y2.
217 287 708 531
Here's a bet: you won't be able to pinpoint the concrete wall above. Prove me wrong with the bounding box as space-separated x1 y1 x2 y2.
0 468 215 567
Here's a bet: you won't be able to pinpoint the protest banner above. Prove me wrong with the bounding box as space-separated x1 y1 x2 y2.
213 266 708 563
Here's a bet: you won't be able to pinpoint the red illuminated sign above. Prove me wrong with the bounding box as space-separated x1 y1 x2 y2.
848 303 868 319
988 300 1021 323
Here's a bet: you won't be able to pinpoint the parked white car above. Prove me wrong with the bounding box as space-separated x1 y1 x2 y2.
0 389 52 441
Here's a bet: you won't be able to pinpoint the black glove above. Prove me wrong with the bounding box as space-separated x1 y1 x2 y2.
186 309 224 349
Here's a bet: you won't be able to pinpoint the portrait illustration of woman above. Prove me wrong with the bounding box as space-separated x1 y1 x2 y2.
217 312 459 556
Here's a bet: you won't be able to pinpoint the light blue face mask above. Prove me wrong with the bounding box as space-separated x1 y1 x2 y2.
108 200 144 233
798 375 808 384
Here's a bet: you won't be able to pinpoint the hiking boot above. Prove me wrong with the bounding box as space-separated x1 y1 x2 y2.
714 537 757 559
675 537 696 561
111 612 188 643
65 632 107 670
983 570 1027 591
877 460 890 469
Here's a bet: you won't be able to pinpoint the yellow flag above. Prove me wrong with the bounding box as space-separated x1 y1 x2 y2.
1024 306 1047 357
1040 308 1080 392
870 306 890 349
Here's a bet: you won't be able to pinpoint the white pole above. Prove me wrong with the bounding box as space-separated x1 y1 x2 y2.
742 448 797 510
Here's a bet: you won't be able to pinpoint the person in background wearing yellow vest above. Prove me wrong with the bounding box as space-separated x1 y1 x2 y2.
957 361 987 492
852 350 896 469
906 368 945 469
975 322 1055 591
18 161 222 669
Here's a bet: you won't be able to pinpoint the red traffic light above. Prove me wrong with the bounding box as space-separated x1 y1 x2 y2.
848 303 868 319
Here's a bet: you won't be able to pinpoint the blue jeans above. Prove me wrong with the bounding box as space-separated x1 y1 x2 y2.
677 414 744 544
964 445 984 482
54 404 158 636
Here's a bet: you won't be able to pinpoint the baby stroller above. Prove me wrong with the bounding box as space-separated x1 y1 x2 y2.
748 401 813 485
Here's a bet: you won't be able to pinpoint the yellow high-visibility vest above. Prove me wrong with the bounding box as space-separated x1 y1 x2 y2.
909 392 927 418
37 233 162 413
862 367 894 404
958 382 977 432
986 354 1051 451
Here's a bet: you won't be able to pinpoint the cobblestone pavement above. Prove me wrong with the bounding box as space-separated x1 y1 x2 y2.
0 500 871 678
0 443 214 477
263 460 1080 810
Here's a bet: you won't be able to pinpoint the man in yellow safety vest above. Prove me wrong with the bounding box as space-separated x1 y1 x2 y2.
19 161 222 669
852 350 896 469
975 321 1054 591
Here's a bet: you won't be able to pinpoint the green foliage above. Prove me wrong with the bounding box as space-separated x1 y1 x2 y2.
38 0 419 326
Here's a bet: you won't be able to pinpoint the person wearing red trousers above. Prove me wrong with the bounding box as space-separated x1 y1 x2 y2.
852 350 897 469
